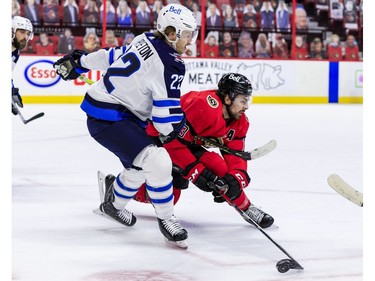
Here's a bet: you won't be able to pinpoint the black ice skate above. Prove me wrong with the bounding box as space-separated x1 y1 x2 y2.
158 215 188 249
99 201 136 227
93 171 136 226
244 205 274 228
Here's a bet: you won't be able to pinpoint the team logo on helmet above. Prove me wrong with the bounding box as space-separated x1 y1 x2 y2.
207 95 219 108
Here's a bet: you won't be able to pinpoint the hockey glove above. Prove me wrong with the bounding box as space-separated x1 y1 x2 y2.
12 87 23 115
214 174 242 201
159 114 186 144
212 190 226 203
185 163 218 192
53 50 89 81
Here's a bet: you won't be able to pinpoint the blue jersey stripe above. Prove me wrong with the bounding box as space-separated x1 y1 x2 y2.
152 115 183 124
81 99 127 121
153 100 180 107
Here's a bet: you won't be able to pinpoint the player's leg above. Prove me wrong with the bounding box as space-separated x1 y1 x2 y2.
87 117 152 226
133 145 188 243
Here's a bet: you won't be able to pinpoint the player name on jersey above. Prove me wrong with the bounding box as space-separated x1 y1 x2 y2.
134 39 154 61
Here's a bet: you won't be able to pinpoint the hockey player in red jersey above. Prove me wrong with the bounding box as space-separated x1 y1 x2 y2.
137 73 274 228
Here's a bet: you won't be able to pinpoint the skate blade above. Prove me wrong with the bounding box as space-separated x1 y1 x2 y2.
97 170 106 202
164 237 188 250
93 208 122 225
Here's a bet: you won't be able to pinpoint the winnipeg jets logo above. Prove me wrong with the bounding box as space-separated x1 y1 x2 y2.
207 95 219 108
169 53 184 63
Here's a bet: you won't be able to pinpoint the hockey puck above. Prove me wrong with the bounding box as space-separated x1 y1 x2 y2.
276 259 291 273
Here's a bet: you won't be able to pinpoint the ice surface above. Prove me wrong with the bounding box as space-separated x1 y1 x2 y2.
12 104 364 281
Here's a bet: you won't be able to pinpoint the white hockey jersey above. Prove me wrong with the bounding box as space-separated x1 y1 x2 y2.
79 33 185 137
12 49 21 88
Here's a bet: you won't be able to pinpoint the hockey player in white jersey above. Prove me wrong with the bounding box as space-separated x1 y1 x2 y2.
53 4 198 249
12 16 33 115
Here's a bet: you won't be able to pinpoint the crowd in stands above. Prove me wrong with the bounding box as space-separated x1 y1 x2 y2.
13 0 362 60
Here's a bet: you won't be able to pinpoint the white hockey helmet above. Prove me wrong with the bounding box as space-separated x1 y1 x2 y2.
12 16 34 41
157 4 198 45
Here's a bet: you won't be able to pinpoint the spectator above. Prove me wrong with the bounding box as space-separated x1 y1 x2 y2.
276 0 290 30
242 4 257 29
344 34 359 60
63 0 79 26
183 0 194 11
219 31 237 58
272 33 289 59
260 0 274 30
206 3 221 28
83 0 99 25
255 32 271 58
24 0 41 25
223 4 239 29
238 30 254 58
105 29 119 47
152 0 163 26
291 35 308 59
295 7 308 30
83 30 100 53
234 0 246 13
122 32 135 45
117 0 133 27
203 31 219 58
191 2 202 27
330 0 344 20
100 0 117 25
252 0 262 12
136 0 152 27
43 0 59 26
343 0 358 30
327 34 342 61
35 32 54 55
316 0 329 10
218 0 231 11
12 0 21 17
309 37 327 60
57 28 75 54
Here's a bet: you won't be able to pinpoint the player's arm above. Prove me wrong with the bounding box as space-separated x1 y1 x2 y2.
149 64 186 144
53 46 130 80
220 119 251 194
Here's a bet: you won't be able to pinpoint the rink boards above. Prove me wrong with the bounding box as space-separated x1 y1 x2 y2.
12 56 363 104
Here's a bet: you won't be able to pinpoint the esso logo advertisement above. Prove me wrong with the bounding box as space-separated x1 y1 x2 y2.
24 59 60 87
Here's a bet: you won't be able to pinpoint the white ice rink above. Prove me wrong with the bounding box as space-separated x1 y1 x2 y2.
11 103 366 281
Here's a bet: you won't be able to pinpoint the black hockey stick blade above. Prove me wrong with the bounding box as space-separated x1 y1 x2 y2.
22 112 45 124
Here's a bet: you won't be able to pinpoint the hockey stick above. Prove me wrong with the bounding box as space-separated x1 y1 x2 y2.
12 101 44 124
210 184 304 273
79 75 277 161
327 174 363 207
195 136 277 160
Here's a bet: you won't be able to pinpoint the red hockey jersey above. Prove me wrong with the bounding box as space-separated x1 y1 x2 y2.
163 89 250 180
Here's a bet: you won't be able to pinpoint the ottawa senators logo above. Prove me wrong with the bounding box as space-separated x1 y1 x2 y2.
207 95 219 108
